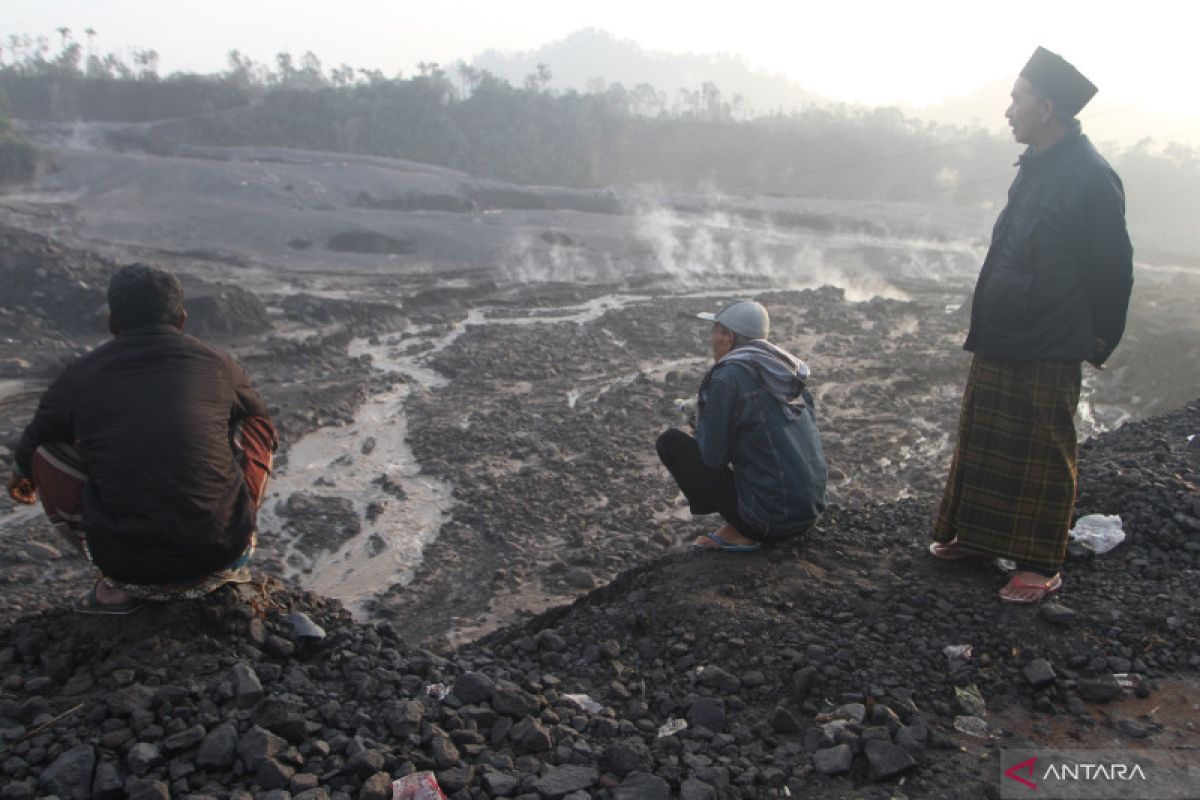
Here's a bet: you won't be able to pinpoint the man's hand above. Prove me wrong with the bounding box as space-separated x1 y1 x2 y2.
6 473 37 505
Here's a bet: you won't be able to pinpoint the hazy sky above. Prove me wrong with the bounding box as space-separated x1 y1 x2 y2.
4 0 1198 143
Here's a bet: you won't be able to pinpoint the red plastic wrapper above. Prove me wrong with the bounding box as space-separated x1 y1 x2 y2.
391 772 448 800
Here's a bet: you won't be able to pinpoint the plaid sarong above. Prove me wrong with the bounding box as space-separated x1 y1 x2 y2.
934 355 1081 571
29 416 273 600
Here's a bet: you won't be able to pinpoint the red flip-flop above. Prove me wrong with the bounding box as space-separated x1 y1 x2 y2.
999 572 1062 604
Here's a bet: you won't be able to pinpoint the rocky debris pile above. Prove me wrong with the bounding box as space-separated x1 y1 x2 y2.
2 401 1196 799
0 225 272 358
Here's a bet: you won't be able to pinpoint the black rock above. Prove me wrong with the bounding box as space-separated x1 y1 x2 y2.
92 757 124 799
894 722 928 753
492 680 539 718
40 743 96 800
163 723 206 752
811 744 853 776
865 740 916 781
124 778 170 800
1040 603 1078 627
108 684 157 716
1023 658 1057 689
771 706 801 735
687 697 726 733
537 629 568 652
601 738 652 777
346 748 386 776
454 671 495 704
231 662 265 708
679 778 718 800
358 772 391 800
697 665 739 693
238 725 289 769
482 771 519 795
384 699 425 738
531 764 598 798
126 742 163 776
614 772 671 800
254 757 295 790
437 765 473 793
196 721 239 770
1078 677 1122 703
509 715 552 753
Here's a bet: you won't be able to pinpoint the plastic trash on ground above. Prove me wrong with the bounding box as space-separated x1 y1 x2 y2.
284 611 327 640
943 644 972 661
955 684 987 717
563 693 604 714
1069 514 1125 554
953 715 992 738
425 683 450 700
656 718 688 738
392 772 447 800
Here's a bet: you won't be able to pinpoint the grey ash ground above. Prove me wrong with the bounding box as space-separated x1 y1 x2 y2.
1 401 1197 799
0 128 1198 796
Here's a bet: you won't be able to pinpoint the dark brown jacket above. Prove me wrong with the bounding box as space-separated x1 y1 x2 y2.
15 325 274 584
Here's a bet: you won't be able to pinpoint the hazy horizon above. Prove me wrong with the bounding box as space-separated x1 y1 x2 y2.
3 0 1198 148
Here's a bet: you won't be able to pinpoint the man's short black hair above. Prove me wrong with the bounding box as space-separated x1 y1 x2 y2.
107 263 185 329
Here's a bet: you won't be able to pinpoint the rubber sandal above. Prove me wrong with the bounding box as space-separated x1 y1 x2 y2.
928 539 987 561
999 572 1062 605
72 584 144 616
689 530 762 553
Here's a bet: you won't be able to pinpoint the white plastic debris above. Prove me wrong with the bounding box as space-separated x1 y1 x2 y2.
656 718 688 738
995 558 1017 573
954 684 987 717
563 693 604 714
425 683 450 700
943 644 972 661
1113 673 1142 689
952 715 991 738
391 772 447 799
283 611 327 641
1069 514 1126 554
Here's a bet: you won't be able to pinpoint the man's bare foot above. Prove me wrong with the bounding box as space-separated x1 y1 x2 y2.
93 581 134 606
691 523 757 549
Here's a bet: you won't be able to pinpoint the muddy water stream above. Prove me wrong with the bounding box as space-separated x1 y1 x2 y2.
261 293 657 616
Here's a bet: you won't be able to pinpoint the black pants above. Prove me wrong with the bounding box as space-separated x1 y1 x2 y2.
656 428 766 541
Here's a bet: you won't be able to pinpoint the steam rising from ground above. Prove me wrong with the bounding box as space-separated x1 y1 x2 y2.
499 200 987 300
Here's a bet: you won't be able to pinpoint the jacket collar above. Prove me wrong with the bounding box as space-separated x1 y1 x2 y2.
118 324 183 337
1015 120 1083 168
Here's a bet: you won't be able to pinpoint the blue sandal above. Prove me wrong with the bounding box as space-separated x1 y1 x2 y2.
72 584 144 616
689 530 762 553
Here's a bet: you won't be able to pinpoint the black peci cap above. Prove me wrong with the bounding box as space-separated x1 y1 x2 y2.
1020 46 1098 118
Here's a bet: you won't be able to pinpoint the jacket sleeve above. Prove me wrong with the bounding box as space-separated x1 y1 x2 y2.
228 355 277 449
695 369 739 469
1080 169 1134 366
14 368 77 478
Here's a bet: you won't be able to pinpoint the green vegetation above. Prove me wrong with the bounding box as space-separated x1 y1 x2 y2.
1 31 1198 236
0 90 35 184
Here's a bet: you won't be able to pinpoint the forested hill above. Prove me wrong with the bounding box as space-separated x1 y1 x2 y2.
1 37 1198 259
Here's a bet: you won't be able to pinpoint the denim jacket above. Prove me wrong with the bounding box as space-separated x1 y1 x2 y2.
696 361 828 538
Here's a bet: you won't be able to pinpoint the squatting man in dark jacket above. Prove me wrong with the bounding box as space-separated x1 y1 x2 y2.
929 47 1134 603
657 300 828 552
7 264 278 614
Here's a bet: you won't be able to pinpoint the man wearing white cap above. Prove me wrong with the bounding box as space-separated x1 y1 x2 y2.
657 300 828 551
930 47 1134 603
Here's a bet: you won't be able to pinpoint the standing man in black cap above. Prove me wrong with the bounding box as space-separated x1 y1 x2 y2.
929 48 1133 603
